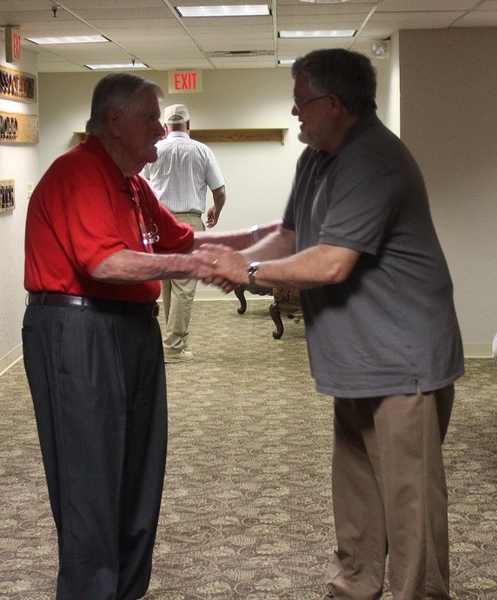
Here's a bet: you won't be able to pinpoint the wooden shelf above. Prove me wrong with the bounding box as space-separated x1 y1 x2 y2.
75 128 288 145
190 128 287 145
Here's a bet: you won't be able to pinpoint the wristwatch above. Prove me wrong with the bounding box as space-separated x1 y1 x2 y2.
247 261 261 293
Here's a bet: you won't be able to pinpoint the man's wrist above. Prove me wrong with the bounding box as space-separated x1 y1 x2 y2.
247 261 261 292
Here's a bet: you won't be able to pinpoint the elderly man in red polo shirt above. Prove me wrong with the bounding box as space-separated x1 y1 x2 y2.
23 72 276 600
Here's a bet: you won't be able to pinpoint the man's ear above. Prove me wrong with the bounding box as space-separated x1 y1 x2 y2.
329 93 349 118
107 107 122 137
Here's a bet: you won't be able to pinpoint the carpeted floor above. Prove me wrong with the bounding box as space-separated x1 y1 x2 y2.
0 298 496 599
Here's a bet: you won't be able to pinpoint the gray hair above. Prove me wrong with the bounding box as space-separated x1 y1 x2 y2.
86 72 163 135
291 48 377 117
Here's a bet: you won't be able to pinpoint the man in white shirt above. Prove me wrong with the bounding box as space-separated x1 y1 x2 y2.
143 104 227 362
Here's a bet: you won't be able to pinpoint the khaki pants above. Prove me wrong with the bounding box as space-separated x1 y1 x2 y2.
325 385 454 600
162 213 204 355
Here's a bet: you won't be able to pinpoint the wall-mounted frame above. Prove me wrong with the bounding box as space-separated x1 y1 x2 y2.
0 65 37 103
0 180 15 213
0 111 39 144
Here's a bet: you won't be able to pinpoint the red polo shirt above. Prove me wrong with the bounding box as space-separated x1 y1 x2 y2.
24 136 194 303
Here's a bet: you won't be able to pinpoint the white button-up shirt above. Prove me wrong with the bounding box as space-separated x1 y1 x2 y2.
142 131 227 214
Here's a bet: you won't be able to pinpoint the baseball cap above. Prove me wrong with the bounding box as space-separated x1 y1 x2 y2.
164 104 190 124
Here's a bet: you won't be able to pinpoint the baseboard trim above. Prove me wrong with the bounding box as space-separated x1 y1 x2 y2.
463 343 493 359
193 288 272 302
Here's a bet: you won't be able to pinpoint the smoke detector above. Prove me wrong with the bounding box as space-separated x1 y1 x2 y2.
369 41 390 59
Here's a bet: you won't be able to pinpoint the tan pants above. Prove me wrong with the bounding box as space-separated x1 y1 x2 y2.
162 213 204 355
325 385 454 600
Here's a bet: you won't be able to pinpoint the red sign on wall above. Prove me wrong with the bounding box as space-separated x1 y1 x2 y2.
13 33 21 60
5 26 21 63
168 71 203 94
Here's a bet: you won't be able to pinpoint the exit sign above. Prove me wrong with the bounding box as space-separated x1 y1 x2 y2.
168 71 203 94
5 26 21 63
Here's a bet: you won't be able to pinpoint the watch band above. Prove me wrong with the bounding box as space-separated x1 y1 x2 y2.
247 261 261 292
251 225 261 243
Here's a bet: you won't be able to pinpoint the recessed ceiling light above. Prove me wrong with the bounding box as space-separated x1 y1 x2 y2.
85 62 149 70
279 30 356 38
176 5 270 17
26 35 109 45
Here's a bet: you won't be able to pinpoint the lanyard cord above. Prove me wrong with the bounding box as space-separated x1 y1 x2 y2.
126 178 159 252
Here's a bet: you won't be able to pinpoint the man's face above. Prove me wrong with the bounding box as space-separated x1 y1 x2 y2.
118 88 165 173
291 75 335 152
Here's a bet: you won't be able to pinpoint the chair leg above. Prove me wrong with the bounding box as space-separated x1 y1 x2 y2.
269 301 284 339
235 287 247 314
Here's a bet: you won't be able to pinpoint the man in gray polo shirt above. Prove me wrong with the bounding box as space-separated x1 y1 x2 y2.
198 48 464 600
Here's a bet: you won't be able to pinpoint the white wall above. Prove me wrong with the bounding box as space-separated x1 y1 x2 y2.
0 34 39 372
399 28 497 356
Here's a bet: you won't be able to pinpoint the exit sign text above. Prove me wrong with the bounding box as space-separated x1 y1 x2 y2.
168 71 203 94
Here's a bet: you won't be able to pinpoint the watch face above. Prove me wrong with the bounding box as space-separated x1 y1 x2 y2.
248 262 260 292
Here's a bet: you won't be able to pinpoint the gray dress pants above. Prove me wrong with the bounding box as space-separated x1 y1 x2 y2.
22 304 168 600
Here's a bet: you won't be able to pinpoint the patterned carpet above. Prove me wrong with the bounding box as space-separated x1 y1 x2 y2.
0 298 496 600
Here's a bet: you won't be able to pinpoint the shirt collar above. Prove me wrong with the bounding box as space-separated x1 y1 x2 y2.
82 134 131 192
166 131 190 140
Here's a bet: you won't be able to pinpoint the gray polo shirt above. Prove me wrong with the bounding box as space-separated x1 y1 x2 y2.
283 114 464 398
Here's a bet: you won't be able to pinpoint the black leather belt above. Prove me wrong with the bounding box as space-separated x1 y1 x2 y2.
28 292 159 318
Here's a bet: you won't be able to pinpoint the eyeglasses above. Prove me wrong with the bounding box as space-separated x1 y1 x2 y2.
292 94 329 112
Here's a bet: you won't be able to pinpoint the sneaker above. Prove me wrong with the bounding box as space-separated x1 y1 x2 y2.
164 349 194 363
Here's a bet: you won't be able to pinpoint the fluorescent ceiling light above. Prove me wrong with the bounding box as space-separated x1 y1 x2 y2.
278 59 295 65
176 5 270 17
27 35 108 45
86 62 149 70
279 30 356 38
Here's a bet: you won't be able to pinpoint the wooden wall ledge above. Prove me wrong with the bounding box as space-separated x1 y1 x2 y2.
190 128 287 145
75 128 288 145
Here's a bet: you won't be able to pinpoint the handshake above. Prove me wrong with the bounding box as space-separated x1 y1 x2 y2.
191 243 251 293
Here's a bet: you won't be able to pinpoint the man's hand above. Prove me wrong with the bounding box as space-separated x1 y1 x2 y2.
206 206 219 228
194 243 249 292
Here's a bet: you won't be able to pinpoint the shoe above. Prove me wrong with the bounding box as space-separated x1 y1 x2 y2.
164 349 194 363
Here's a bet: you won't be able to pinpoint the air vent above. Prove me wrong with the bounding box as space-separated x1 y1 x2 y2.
208 50 274 57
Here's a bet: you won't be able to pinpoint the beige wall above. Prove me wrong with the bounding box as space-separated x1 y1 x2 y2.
399 28 497 355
